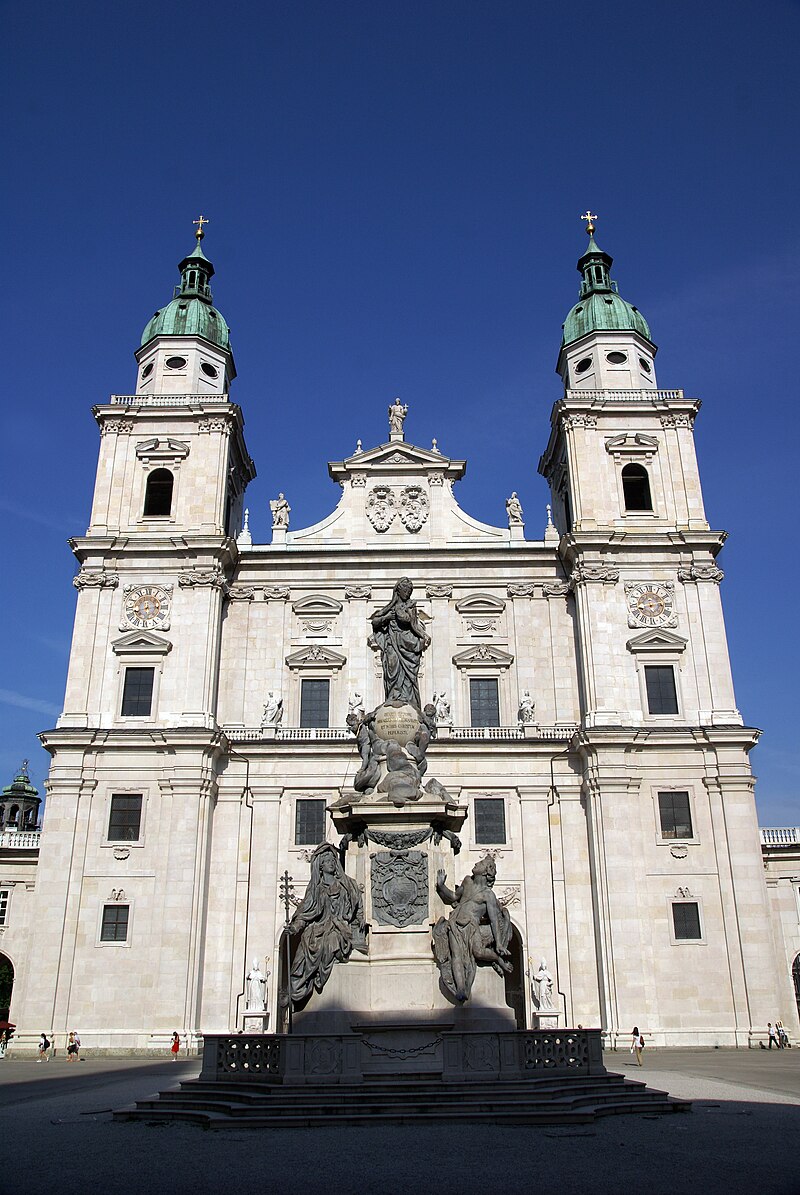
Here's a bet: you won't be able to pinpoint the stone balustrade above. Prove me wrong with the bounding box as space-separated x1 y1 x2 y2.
565 388 686 402
0 829 41 849
224 724 579 744
110 393 230 406
760 827 800 846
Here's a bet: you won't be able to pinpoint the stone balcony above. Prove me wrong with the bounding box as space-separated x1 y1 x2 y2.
0 829 41 849
565 387 686 403
109 393 230 406
760 827 800 846
224 724 578 744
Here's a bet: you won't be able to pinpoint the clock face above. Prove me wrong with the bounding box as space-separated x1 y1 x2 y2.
123 585 171 630
625 582 676 629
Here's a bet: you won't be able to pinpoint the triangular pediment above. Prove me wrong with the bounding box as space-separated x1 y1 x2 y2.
328 440 466 484
455 592 506 615
605 433 659 458
285 645 347 670
112 630 172 655
626 629 687 653
292 594 343 616
135 437 190 462
452 644 514 668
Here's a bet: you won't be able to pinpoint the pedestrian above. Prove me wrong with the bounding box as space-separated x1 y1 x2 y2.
776 1021 789 1048
767 1022 780 1049
66 1031 79 1061
72 1030 82 1060
37 1032 50 1062
630 1026 644 1066
170 1031 180 1061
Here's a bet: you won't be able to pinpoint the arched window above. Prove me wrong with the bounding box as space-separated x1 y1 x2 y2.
8 806 19 827
0 806 5 826
621 463 653 512
144 469 174 517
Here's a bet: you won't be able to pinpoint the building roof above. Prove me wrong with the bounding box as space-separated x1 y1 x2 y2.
562 234 652 348
140 238 231 350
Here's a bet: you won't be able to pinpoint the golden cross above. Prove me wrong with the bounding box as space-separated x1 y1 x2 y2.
580 210 597 236
193 214 209 242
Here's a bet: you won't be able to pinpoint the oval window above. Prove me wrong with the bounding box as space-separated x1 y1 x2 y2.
639 357 652 374
165 356 187 370
141 362 154 379
201 362 218 379
607 351 627 364
575 357 592 374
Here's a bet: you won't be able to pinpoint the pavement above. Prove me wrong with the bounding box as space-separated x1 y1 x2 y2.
0 1048 798 1195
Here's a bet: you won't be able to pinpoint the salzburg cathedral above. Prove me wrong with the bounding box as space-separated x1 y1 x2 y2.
2 216 798 1057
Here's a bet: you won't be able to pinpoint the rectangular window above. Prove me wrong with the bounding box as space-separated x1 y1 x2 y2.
108 795 143 842
295 798 327 846
0 889 8 926
672 902 702 940
469 678 500 727
300 679 330 728
644 665 678 715
100 904 129 943
474 797 507 845
658 791 693 839
121 667 155 717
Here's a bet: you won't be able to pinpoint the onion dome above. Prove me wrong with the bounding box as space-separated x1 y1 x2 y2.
141 231 231 350
561 233 652 348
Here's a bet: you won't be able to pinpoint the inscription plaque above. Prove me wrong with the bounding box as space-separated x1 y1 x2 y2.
373 702 420 747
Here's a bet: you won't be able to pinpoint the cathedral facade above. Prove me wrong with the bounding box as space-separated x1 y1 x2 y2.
11 223 795 1051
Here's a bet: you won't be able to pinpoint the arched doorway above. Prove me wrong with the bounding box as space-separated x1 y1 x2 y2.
504 925 526 1029
0 953 13 1022
792 954 800 1020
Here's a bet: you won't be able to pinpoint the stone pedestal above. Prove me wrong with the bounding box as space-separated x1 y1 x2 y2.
242 1012 270 1033
290 794 516 1035
531 1011 560 1030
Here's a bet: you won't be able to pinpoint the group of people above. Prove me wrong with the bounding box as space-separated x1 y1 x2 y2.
767 1021 791 1049
35 1030 81 1061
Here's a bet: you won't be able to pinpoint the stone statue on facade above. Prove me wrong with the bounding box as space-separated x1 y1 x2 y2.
246 958 269 1012
369 578 430 710
288 842 365 1004
348 691 365 719
388 397 408 436
433 691 452 726
532 957 554 1010
517 690 535 725
262 692 283 726
432 856 513 1002
270 493 291 529
505 492 524 525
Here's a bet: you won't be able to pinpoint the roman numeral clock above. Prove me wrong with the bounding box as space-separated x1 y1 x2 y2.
122 584 172 631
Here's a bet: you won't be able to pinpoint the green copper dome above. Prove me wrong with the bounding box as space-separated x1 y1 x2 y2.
561 235 652 348
141 238 231 350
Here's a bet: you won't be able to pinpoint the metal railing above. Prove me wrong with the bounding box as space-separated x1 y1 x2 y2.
760 827 800 846
0 829 41 849
565 388 686 403
109 393 230 406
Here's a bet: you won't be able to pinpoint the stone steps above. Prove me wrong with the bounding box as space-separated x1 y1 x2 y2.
115 1072 689 1128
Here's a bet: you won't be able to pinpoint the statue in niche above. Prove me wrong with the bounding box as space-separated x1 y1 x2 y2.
517 690 535 725
388 397 408 436
369 578 430 710
505 492 524 525
288 843 365 1004
270 492 291 529
532 957 554 1010
433 691 452 726
432 856 513 1003
262 692 283 726
246 958 269 1012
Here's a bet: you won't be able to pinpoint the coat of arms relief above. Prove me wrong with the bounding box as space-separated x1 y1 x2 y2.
366 485 429 533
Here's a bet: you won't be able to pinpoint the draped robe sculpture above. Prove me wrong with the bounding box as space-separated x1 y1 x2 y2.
369 578 430 710
288 843 365 1004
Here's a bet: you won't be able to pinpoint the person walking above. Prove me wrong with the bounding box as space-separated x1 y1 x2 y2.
66 1031 79 1061
630 1026 644 1066
776 1022 790 1049
767 1022 780 1049
72 1030 81 1060
37 1033 50 1062
170 1031 180 1061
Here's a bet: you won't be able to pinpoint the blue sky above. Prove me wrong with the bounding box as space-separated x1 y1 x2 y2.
3 0 798 824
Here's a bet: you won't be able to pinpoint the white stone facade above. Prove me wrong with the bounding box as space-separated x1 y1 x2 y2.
7 239 796 1053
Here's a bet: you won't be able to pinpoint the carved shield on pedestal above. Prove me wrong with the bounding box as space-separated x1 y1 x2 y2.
371 851 429 927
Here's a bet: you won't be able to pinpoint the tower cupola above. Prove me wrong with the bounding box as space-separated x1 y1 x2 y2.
135 218 236 396
557 214 658 391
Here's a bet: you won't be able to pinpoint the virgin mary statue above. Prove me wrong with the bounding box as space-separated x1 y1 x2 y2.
369 578 430 710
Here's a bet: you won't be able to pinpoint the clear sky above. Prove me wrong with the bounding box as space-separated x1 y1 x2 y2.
3 0 798 824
